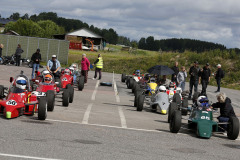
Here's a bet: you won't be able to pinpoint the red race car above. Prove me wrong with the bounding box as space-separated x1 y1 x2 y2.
32 70 70 107
0 71 47 120
59 68 75 104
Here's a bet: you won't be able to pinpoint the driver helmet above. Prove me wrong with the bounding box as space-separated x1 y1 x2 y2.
42 70 50 76
135 70 140 77
72 64 77 69
197 96 209 107
64 68 70 75
150 77 156 83
169 82 175 91
159 85 166 92
44 74 53 84
16 77 27 90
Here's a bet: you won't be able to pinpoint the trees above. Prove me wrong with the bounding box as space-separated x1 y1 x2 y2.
9 12 20 20
4 19 64 38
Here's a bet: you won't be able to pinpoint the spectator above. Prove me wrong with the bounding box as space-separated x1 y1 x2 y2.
0 44 3 62
215 64 224 92
211 92 236 131
171 61 179 85
81 53 90 84
199 63 211 96
188 61 200 99
31 49 42 79
47 55 61 78
15 44 24 66
92 54 103 80
177 66 187 91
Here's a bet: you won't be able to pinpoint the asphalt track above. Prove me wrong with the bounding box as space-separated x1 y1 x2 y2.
0 65 240 160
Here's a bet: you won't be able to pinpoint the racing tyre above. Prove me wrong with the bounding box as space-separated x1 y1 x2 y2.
227 116 239 140
126 78 131 89
28 61 33 68
38 97 47 120
78 76 85 91
134 85 141 97
129 78 134 89
126 76 130 85
62 89 69 107
192 92 200 103
121 74 126 82
170 110 181 133
168 102 178 123
137 94 145 111
67 84 74 103
0 85 4 98
134 91 141 107
46 90 55 111
181 98 188 116
132 81 136 93
173 93 181 105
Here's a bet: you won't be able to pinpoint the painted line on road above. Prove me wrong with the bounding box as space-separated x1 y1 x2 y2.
118 106 127 128
0 153 62 160
82 103 93 124
112 71 120 103
91 80 100 100
46 119 240 140
207 92 239 108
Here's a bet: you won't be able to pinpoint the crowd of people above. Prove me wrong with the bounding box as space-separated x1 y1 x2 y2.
171 61 224 99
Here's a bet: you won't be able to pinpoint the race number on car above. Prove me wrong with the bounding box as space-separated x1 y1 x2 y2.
6 100 17 105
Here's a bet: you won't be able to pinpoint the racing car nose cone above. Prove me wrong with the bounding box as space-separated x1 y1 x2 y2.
161 110 167 114
6 112 11 119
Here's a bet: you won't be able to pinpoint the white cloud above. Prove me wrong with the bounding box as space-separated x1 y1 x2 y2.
1 0 240 48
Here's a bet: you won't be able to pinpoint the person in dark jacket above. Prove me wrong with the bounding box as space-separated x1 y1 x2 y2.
215 64 224 92
31 49 42 79
188 61 200 99
199 63 211 96
212 92 236 131
0 44 3 62
15 44 24 66
171 61 179 85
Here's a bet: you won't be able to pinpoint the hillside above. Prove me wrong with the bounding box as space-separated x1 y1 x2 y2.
68 44 240 90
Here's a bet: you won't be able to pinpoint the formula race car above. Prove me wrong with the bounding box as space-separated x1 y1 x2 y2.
32 70 69 107
121 70 143 89
0 71 47 120
169 93 239 140
69 63 85 91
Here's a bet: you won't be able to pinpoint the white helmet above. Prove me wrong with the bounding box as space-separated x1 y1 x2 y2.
16 77 27 90
42 70 50 76
197 96 207 106
69 67 74 72
159 85 166 92
64 68 70 75
150 77 155 83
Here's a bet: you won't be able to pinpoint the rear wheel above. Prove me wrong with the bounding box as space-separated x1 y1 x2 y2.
227 116 239 140
134 91 141 107
121 74 126 82
0 85 4 98
132 81 136 93
126 77 130 85
129 78 134 89
170 110 181 133
67 84 74 103
173 93 181 105
78 76 85 91
46 90 55 111
168 102 178 123
62 89 69 107
181 98 188 116
137 94 145 111
38 97 47 120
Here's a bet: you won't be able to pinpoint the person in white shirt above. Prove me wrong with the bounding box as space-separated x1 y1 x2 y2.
177 66 187 91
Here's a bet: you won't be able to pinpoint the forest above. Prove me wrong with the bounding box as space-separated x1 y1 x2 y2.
1 12 239 53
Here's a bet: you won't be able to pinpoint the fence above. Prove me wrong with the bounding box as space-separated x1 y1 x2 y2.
0 34 69 64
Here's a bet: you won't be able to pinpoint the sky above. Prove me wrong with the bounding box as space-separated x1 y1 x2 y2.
1 0 240 48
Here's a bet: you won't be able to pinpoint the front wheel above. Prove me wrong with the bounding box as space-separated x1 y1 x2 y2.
46 90 55 111
168 102 178 123
227 116 239 140
67 84 74 103
170 110 182 133
78 76 85 91
38 97 47 120
137 94 145 111
62 89 69 107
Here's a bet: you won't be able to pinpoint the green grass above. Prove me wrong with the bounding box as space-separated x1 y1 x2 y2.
67 45 240 90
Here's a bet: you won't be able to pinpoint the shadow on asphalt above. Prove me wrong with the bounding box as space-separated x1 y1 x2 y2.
102 102 133 108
